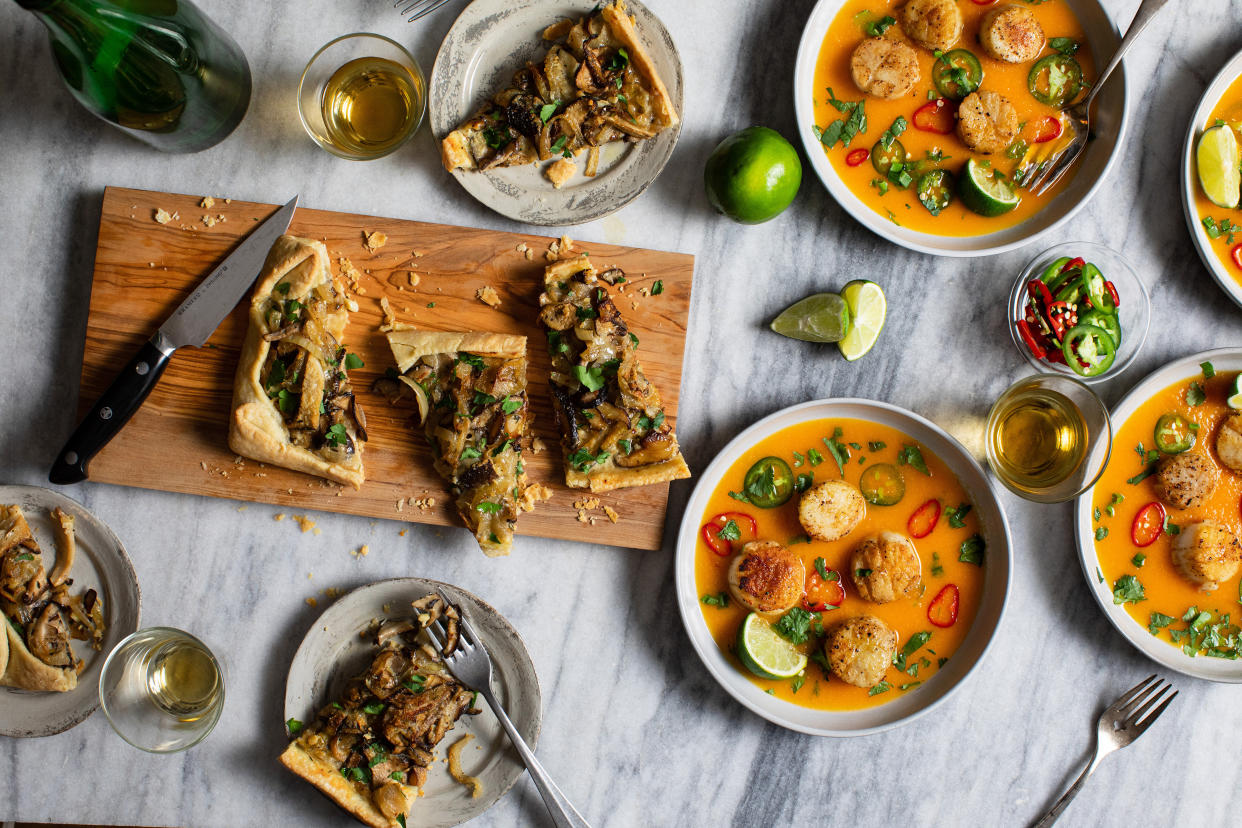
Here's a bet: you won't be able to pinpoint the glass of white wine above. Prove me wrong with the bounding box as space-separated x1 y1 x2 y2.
99 627 225 753
298 33 426 160
985 374 1112 503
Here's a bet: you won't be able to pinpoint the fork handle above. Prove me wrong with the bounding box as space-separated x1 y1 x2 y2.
1030 750 1107 828
1082 0 1175 110
479 684 592 828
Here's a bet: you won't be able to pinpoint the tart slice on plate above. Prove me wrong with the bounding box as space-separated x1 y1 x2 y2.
538 253 690 491
440 0 679 182
386 328 532 556
229 235 368 488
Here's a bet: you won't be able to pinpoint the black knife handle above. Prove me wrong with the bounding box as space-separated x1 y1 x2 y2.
49 333 175 485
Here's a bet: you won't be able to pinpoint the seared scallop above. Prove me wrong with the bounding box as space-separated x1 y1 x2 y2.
956 90 1020 154
798 480 866 542
899 0 963 53
824 615 899 688
1172 521 1242 592
850 531 922 603
727 541 806 614
850 37 921 99
1215 412 1242 473
978 4 1045 64
1153 452 1218 510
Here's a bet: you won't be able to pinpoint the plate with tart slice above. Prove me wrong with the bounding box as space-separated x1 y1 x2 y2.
430 0 684 225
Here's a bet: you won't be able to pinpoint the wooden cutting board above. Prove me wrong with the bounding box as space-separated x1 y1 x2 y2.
77 186 695 550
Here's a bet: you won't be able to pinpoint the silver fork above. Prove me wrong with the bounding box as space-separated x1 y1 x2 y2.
394 0 457 23
1031 674 1177 827
426 590 591 828
1023 0 1174 195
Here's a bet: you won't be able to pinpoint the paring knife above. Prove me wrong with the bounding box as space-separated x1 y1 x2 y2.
49 195 299 485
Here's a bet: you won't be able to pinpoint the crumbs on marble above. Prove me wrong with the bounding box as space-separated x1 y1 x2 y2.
351 544 370 559
293 515 317 533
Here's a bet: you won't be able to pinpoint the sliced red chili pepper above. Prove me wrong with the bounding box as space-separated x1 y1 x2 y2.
1061 257 1085 273
1032 116 1063 144
711 512 758 538
1131 502 1166 547
1016 319 1046 359
846 148 870 167
913 99 955 134
907 499 941 539
970 0 998 4
1232 244 1242 270
928 584 959 628
1045 300 1071 339
701 521 732 557
1027 278 1055 310
804 568 846 612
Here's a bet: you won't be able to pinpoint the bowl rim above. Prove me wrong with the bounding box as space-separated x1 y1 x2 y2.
1180 49 1242 308
1072 347 1242 682
1005 240 1152 384
792 0 1130 258
674 398 1013 736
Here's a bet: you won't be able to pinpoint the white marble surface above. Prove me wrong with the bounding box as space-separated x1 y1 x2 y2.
2 0 1242 826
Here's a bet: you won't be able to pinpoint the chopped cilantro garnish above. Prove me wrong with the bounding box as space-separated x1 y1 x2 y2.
1111 575 1145 605
898 443 930 475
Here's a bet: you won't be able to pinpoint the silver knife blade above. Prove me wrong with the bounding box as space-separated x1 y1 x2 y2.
158 195 299 349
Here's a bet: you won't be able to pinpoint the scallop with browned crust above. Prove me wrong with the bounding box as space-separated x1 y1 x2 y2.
798 480 866 542
1172 521 1242 592
899 0 963 53
1215 412 1242 473
824 615 899 688
850 531 922 603
1153 452 1218 510
956 90 1020 154
979 4 1045 64
727 541 806 614
850 37 921 100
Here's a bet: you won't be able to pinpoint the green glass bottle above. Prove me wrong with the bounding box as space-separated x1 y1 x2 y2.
15 0 251 152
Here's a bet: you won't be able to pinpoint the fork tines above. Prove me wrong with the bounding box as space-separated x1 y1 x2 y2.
395 0 453 23
1113 674 1177 730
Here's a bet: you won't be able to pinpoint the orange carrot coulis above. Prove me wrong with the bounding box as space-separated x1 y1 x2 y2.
1192 73 1242 281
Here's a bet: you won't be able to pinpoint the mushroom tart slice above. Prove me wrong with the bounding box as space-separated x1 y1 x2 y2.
440 0 679 182
386 328 533 556
229 235 367 488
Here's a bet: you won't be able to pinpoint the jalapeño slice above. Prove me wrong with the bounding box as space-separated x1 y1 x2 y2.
1061 324 1116 377
932 49 984 101
1078 308 1120 349
871 138 908 177
742 456 794 508
860 463 905 506
916 169 954 216
1028 54 1083 108
1154 412 1196 454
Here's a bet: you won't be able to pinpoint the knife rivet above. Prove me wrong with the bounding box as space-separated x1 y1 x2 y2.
135 361 149 375
64 451 78 465
100 407 113 420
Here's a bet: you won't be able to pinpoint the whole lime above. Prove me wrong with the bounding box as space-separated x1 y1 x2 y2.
704 126 802 224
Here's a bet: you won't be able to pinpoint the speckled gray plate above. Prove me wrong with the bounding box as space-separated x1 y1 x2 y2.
430 0 683 226
283 578 541 828
0 484 141 737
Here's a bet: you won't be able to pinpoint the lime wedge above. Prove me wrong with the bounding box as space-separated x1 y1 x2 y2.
1198 124 1241 209
838 279 887 362
736 612 807 680
770 293 851 343
1228 375 1242 410
958 157 1021 217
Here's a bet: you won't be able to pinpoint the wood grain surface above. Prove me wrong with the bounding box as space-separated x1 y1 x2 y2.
77 187 695 550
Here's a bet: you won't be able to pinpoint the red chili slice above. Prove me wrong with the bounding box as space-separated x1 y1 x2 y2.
1016 319 1046 359
1131 502 1167 547
1061 256 1085 273
970 0 998 5
804 568 846 612
1104 280 1120 307
913 99 955 134
1027 278 1055 310
928 584 959 628
1032 116 1063 144
1232 244 1242 270
846 148 870 167
701 521 732 557
711 512 758 538
907 499 941 539
1045 300 1072 339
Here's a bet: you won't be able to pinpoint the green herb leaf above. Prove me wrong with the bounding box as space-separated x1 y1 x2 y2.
651 280 664 296
892 630 932 671
1132 553 1146 568
868 440 887 452
1048 37 1079 55
502 397 523 414
343 353 364 370
945 503 971 528
819 88 867 148
286 717 303 735
773 607 819 645
1095 527 1108 541
898 443 930 475
403 676 426 693
573 365 607 391
539 102 559 123
1201 361 1216 378
325 423 349 446
728 490 751 504
864 15 896 36
807 448 825 466
931 552 944 578
550 135 568 155
959 534 985 566
1127 464 1158 485
1111 574 1146 605
868 681 892 696
791 675 806 693
361 702 385 715
1147 612 1175 634
1187 381 1206 406
716 519 741 541
476 501 502 514
814 557 830 581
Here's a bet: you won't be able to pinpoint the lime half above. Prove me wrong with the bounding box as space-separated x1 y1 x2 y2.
770 293 851 343
736 612 807 680
1228 375 1242 410
838 279 887 361
958 158 1021 217
1197 124 1241 209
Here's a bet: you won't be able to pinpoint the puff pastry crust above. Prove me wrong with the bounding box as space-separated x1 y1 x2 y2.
229 235 367 488
538 254 690 492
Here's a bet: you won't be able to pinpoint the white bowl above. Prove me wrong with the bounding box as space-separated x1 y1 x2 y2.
1073 348 1242 682
673 399 1012 736
1180 50 1242 309
793 0 1128 257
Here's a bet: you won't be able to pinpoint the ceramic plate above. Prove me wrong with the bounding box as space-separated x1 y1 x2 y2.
793 0 1128 257
429 0 683 226
284 578 541 828
0 484 141 737
1181 50 1242 309
673 400 1012 736
1074 348 1242 682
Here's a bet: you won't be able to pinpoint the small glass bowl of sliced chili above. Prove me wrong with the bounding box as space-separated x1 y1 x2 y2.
1007 241 1151 384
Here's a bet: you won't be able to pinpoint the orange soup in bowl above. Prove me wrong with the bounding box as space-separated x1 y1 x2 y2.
813 0 1095 235
1192 73 1242 281
694 417 987 711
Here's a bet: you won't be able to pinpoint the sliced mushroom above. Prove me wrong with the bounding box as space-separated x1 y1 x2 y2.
46 508 75 588
614 430 679 467
601 113 659 139
28 602 73 667
372 782 407 818
540 302 578 331
376 619 417 646
262 322 301 342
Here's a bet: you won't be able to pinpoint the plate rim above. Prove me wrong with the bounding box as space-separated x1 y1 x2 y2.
1073 347 1242 683
1179 49 1242 310
673 398 1013 736
791 0 1130 258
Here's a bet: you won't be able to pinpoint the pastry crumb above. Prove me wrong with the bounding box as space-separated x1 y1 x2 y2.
576 509 589 524
153 208 177 225
516 243 528 254
545 158 576 189
603 505 620 524
399 529 408 537
379 296 398 331
524 248 534 261
293 515 316 533
407 271 420 288
364 230 387 251
476 286 502 308
520 483 553 513
351 544 370 558
200 460 208 470
200 196 215 209
274 513 286 521
531 437 547 454
236 505 248 512
306 597 318 607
